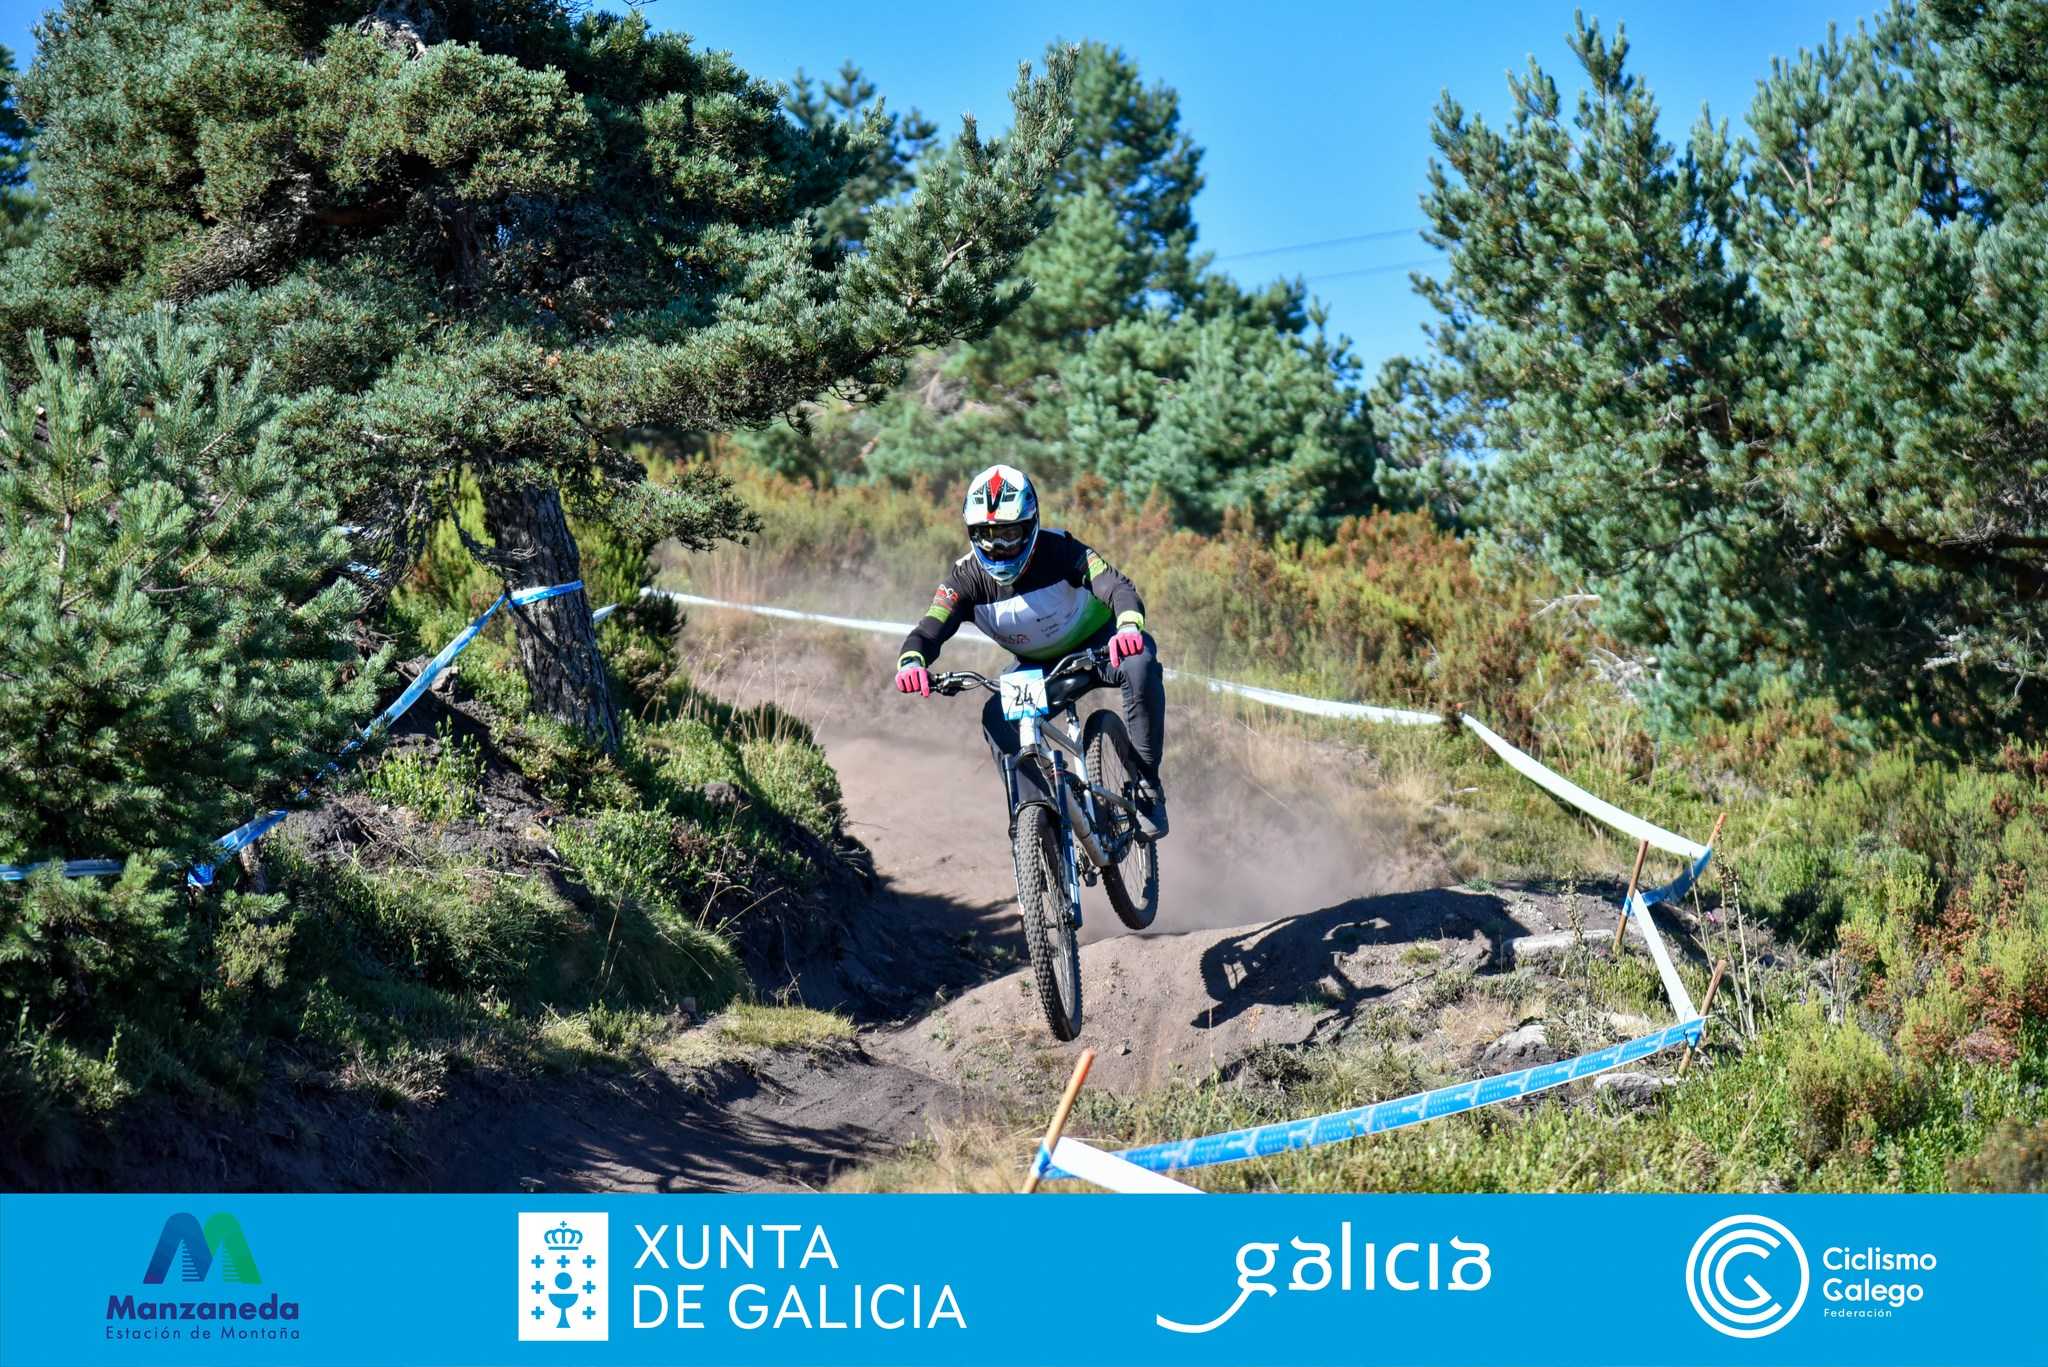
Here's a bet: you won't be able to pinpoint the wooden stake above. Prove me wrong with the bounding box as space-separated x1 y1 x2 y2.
1021 1049 1096 1194
1610 838 1651 955
1679 958 1729 1076
1704 811 1727 852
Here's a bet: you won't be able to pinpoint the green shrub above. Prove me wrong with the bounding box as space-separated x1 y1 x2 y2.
1 1006 131 1159
302 857 574 998
554 808 747 1010
211 897 294 997
1779 1006 1915 1164
360 728 484 823
634 717 748 795
556 808 681 911
0 319 381 867
0 861 188 1028
1949 1118 2048 1192
739 737 843 840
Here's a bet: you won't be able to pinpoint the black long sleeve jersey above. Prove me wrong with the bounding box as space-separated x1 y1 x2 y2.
896 530 1146 669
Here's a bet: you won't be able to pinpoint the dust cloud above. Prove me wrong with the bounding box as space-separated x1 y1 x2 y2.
682 620 1448 943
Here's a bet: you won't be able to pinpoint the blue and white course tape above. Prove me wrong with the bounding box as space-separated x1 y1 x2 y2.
1037 1017 1704 1182
5 580 584 885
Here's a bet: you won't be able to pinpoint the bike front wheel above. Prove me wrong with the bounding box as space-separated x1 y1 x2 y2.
1083 710 1159 930
1011 801 1082 1040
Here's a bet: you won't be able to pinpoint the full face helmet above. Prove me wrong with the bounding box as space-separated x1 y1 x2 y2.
962 464 1039 583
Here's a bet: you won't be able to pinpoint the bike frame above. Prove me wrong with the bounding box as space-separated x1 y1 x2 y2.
1012 698 1094 929
932 648 1135 934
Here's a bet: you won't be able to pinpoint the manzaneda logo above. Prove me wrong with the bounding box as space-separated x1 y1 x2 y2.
105 1212 303 1344
143 1213 261 1285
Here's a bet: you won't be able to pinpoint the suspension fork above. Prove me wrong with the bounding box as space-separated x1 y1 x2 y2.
1018 710 1085 927
1046 747 1083 926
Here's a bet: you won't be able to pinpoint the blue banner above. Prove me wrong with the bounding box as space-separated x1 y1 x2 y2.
1 1194 2041 1366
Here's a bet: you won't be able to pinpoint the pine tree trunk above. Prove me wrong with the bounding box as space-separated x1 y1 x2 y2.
479 481 622 754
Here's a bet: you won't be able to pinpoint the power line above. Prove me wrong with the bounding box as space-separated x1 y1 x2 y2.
1213 228 1422 262
1302 257 1441 284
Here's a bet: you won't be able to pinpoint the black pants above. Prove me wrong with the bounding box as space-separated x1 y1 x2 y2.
980 626 1165 811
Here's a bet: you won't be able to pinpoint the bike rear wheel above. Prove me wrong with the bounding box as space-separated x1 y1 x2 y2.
1012 801 1082 1040
1083 710 1159 931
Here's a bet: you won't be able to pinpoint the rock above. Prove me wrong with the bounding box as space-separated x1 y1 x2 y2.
700 780 746 810
1603 1011 1659 1038
1594 1071 1677 1106
357 2 444 58
1482 1022 1554 1068
1501 929 1578 964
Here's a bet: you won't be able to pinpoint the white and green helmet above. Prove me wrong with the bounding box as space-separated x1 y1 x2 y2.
963 464 1040 583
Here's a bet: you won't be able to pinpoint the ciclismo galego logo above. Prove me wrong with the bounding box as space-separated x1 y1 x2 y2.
104 1212 304 1344
1685 1212 1945 1339
1685 1214 1809 1339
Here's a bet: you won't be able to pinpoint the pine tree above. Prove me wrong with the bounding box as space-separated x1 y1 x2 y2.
1389 6 2046 731
0 47 40 254
7 3 1073 751
1054 38 1203 302
965 39 1205 387
784 60 938 258
732 38 1369 517
0 315 379 867
1058 306 1377 537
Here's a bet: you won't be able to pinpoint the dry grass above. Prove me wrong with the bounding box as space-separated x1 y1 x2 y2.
714 1003 856 1053
829 1115 1038 1193
1436 998 1518 1053
531 1003 854 1078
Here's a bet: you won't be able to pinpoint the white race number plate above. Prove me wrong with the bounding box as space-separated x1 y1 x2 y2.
999 669 1050 720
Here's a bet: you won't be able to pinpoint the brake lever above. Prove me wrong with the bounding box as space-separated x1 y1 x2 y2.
1055 649 1109 679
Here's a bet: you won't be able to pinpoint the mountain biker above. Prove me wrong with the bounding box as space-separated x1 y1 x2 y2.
893 464 1168 840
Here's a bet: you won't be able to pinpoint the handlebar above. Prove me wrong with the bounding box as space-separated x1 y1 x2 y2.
929 670 993 697
928 645 1111 697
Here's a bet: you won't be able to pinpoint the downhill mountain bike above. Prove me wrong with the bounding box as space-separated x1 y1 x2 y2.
931 646 1160 1040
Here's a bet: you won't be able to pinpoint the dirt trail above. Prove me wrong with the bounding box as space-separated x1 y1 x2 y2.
366 626 1680 1193
688 629 1488 1098
111 622 1651 1196
20 619 1701 1196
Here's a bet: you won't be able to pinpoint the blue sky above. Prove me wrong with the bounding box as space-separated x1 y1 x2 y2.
0 0 1867 375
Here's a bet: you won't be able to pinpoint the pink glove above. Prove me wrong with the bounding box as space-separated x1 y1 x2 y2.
1108 628 1146 668
895 663 931 697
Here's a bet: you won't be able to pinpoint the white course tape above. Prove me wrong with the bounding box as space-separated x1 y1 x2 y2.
648 590 998 647
652 590 1711 862
1625 885 1699 1020
1457 714 1706 860
1045 1138 1202 1193
652 591 1435 721
1176 672 1443 726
